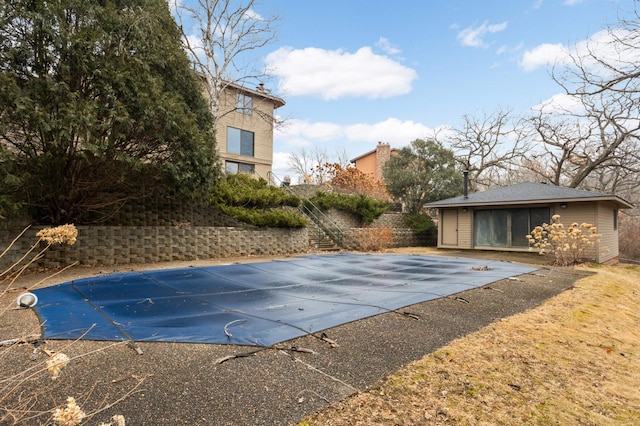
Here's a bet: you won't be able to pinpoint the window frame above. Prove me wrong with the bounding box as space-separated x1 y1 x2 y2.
227 127 255 157
225 160 255 175
236 92 253 115
474 207 550 248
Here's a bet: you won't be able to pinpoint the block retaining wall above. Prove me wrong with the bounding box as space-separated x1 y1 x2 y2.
0 224 308 269
1 202 423 269
325 210 425 249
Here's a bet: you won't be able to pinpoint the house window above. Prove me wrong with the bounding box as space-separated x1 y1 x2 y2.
613 209 618 230
236 93 252 115
227 127 254 156
225 161 255 175
474 207 550 248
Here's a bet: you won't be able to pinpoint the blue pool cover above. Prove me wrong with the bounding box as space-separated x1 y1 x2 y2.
33 253 536 347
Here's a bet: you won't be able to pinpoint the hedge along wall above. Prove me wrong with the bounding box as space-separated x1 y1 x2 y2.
0 197 309 270
0 224 309 269
0 198 423 270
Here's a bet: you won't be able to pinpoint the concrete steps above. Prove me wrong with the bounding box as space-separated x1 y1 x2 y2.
307 222 341 251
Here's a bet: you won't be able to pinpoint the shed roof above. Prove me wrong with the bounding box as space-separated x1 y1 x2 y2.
425 182 634 209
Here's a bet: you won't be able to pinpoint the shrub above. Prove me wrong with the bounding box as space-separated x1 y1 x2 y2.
403 213 436 234
355 227 394 251
212 174 301 209
306 191 390 225
318 162 392 201
217 205 306 228
527 214 601 266
619 214 640 261
212 174 305 227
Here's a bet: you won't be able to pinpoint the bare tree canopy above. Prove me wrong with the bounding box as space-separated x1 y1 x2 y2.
287 146 350 184
527 92 640 191
554 6 640 98
521 6 640 201
172 0 280 125
438 109 529 192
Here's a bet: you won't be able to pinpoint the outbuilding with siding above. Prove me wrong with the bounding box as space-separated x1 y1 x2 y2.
425 182 634 263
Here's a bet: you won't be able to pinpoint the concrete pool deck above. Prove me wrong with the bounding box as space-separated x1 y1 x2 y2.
1 251 590 425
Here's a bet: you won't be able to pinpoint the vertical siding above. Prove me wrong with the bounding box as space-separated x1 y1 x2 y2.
458 208 473 249
596 202 619 263
434 202 618 263
437 208 472 249
553 202 599 262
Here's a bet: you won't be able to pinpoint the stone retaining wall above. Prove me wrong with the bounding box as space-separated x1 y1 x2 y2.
0 224 308 269
323 211 424 249
0 199 425 270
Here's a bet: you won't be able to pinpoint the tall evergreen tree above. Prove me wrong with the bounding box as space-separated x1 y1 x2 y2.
383 139 462 214
0 0 220 224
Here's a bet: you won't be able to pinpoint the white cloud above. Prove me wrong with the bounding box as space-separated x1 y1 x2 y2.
532 93 584 114
244 8 264 21
168 0 181 13
563 0 584 5
519 42 568 71
375 37 401 55
275 118 344 145
271 152 293 180
185 34 202 51
457 21 508 48
264 46 417 100
520 28 640 73
343 118 433 145
275 117 434 148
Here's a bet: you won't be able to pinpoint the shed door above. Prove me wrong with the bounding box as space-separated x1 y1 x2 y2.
441 209 458 246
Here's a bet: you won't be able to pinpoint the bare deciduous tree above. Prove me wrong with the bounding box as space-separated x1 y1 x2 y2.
554 7 640 99
287 146 350 184
527 92 640 191
515 5 640 210
172 0 280 125
437 110 529 191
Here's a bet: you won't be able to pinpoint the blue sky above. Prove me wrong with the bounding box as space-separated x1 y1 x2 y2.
177 0 633 180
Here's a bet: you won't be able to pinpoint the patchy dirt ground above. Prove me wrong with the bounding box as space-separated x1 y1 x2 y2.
0 248 606 425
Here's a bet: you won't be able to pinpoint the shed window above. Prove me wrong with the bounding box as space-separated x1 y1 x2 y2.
613 209 618 230
474 207 549 248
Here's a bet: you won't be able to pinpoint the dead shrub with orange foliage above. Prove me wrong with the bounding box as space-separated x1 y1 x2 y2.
353 227 394 251
318 163 391 201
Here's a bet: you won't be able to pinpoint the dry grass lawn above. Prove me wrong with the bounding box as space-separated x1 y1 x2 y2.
299 263 640 426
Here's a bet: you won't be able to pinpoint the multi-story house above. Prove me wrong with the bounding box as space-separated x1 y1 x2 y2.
349 142 397 181
215 82 285 178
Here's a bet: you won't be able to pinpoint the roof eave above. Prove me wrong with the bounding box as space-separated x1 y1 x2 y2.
425 197 634 209
350 148 377 163
222 80 286 108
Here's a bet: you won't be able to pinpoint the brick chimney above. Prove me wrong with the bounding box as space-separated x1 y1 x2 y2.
375 142 391 181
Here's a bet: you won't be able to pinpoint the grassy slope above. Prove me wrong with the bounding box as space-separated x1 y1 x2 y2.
300 264 640 425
